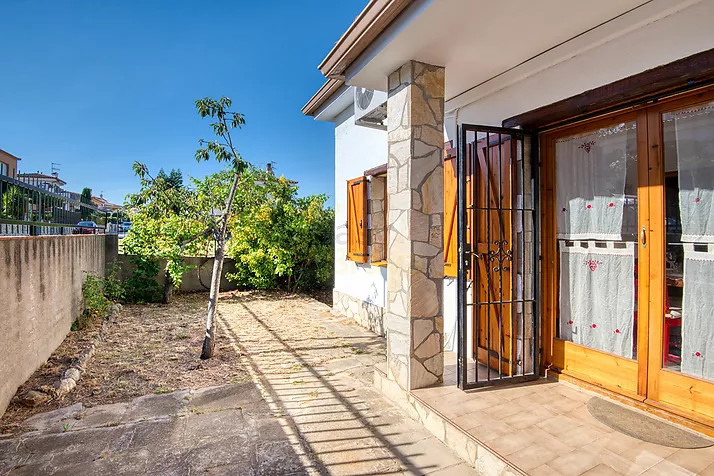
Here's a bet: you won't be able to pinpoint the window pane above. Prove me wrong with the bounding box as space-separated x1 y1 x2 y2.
662 101 714 381
556 121 638 360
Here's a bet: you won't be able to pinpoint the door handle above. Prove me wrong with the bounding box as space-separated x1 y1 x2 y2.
641 226 647 248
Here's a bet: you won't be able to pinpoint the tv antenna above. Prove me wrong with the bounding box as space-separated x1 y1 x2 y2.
51 162 61 175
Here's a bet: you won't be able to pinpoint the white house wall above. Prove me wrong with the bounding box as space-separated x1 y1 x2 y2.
334 106 388 308
331 0 714 350
446 0 714 138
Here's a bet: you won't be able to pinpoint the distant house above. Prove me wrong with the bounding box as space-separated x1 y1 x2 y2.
91 194 122 212
0 149 21 178
17 171 67 193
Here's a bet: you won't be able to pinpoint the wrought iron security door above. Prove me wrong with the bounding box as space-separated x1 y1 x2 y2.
456 125 539 389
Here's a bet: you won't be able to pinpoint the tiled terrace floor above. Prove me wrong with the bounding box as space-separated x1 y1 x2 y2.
412 352 714 475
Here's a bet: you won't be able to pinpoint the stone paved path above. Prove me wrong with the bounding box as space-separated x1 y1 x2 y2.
0 293 477 475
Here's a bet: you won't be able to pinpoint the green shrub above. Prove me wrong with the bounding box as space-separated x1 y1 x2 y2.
79 274 112 330
123 256 162 303
104 265 125 302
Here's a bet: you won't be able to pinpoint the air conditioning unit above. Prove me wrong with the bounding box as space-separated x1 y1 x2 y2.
354 87 387 130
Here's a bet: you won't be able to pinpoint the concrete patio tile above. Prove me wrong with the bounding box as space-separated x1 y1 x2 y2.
666 447 714 474
588 431 642 455
640 458 696 476
531 463 565 476
546 448 601 476
523 427 575 454
507 442 559 471
482 401 525 420
559 421 609 447
592 447 652 476
618 440 677 470
485 428 536 457
502 409 547 429
582 464 623 475
536 414 583 437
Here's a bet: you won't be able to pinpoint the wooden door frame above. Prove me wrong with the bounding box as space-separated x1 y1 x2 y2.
540 108 644 401
643 87 714 427
540 85 714 430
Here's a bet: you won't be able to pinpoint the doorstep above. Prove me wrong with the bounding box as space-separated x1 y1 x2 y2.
374 353 714 475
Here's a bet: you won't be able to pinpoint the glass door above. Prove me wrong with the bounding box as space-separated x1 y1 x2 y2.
547 112 645 399
647 92 714 423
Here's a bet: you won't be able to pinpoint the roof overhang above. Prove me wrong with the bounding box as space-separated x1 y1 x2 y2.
0 149 22 161
301 78 346 117
305 0 701 117
318 0 414 79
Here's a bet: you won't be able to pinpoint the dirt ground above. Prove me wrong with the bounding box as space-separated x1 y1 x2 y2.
1 293 249 435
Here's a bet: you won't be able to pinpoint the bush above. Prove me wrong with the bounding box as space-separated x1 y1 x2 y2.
123 256 162 304
104 265 125 302
78 274 112 330
224 174 334 292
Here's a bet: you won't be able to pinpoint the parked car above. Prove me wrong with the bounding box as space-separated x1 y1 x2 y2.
73 221 98 234
121 221 132 233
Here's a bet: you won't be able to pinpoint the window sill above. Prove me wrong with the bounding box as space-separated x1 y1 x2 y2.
371 260 388 267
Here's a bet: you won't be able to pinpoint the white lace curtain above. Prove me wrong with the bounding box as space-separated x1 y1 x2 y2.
556 124 633 240
671 103 714 381
681 248 714 380
674 104 714 243
559 243 635 359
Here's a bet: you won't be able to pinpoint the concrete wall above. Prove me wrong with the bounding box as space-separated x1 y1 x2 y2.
0 235 109 416
334 105 389 308
116 255 239 293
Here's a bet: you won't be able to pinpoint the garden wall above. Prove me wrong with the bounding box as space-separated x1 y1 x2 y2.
116 255 238 292
0 234 114 417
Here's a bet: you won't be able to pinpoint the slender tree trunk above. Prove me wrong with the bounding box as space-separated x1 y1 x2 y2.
200 171 240 359
162 269 174 304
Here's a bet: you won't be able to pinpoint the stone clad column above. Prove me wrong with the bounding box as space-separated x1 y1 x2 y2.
385 60 445 390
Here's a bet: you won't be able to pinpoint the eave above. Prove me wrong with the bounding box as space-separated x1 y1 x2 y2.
302 78 346 117
318 0 413 79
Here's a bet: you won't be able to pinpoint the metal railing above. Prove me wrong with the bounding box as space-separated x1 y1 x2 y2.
0 173 114 236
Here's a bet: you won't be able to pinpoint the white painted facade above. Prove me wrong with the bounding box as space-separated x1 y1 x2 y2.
332 102 389 308
316 0 714 353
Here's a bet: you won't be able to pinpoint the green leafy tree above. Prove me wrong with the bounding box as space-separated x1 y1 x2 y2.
80 187 92 220
219 170 334 291
123 164 211 304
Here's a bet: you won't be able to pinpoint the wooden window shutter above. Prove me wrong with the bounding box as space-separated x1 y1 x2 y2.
347 176 369 263
443 154 458 277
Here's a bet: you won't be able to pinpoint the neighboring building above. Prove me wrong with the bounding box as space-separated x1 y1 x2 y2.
17 171 67 193
303 0 714 449
91 194 122 212
0 149 21 178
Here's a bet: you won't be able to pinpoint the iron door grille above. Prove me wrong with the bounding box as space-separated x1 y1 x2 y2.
456 124 540 390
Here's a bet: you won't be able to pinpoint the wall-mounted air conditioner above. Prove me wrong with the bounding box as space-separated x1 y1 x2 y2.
354 87 387 130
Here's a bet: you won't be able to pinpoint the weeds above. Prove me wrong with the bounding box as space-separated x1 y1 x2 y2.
78 274 112 330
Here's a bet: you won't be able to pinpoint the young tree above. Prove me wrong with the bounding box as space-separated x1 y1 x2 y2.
194 97 246 360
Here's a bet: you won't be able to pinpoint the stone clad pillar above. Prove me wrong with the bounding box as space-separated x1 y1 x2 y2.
385 60 445 390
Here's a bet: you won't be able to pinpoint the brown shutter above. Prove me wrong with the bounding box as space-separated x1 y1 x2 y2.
347 176 369 263
444 154 458 277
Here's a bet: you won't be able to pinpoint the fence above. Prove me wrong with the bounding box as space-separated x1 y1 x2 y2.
0 173 117 236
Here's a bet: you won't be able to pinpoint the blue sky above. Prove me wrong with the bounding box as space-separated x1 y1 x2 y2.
0 0 367 206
